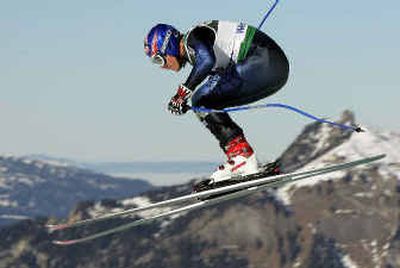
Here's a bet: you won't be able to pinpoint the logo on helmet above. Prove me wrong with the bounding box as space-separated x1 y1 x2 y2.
144 24 181 58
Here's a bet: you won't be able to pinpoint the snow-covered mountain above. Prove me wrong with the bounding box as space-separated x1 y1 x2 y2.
279 110 355 172
0 111 399 268
275 118 400 268
0 156 152 226
278 124 400 204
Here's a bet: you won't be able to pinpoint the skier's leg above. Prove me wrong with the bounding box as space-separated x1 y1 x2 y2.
196 112 258 182
190 43 288 152
190 66 243 110
191 45 289 110
233 45 289 106
192 84 258 182
189 60 246 149
195 112 243 150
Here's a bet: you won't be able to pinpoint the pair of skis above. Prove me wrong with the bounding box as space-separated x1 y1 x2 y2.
47 154 385 246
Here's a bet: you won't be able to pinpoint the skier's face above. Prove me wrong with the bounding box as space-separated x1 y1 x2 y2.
162 55 182 72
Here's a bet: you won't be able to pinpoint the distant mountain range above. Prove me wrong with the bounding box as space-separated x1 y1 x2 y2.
0 156 152 226
24 155 218 186
1 110 399 268
24 154 218 175
84 161 218 175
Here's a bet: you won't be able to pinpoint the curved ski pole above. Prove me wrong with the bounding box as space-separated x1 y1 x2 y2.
46 154 385 233
190 103 364 133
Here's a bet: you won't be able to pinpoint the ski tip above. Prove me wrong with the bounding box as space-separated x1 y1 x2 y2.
375 154 387 161
351 124 365 133
354 126 365 133
45 223 70 233
52 239 79 246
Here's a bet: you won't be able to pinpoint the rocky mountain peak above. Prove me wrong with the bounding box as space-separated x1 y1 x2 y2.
339 110 355 125
279 110 357 172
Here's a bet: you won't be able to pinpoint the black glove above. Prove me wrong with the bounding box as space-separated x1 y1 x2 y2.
168 84 192 115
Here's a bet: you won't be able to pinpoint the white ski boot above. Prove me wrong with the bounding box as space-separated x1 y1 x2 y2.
210 135 259 183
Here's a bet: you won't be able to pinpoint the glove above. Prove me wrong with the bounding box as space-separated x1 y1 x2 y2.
168 84 192 115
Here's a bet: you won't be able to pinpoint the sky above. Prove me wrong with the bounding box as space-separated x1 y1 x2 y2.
0 0 399 163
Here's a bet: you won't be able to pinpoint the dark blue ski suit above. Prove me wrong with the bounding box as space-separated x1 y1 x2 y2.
182 21 289 149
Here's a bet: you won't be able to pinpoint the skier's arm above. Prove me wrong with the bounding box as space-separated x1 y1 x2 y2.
183 32 216 90
167 29 215 115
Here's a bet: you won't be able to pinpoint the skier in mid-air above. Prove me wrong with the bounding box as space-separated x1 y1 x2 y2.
144 20 289 185
47 15 383 246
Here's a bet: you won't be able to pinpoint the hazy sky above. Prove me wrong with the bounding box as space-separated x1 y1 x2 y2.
1 0 399 162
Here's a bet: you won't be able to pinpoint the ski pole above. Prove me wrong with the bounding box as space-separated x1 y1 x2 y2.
258 0 280 29
190 103 364 133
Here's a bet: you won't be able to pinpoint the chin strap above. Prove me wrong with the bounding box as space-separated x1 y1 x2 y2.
190 103 364 133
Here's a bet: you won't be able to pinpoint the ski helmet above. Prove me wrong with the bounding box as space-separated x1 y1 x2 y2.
144 24 182 66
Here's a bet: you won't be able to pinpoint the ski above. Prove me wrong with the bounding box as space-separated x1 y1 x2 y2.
52 168 333 246
50 154 385 245
52 185 265 246
47 154 385 233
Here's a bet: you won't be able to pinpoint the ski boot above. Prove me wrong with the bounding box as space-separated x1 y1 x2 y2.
193 135 259 193
193 158 282 200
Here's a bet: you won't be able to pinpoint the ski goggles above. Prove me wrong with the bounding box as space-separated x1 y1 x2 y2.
150 53 167 67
